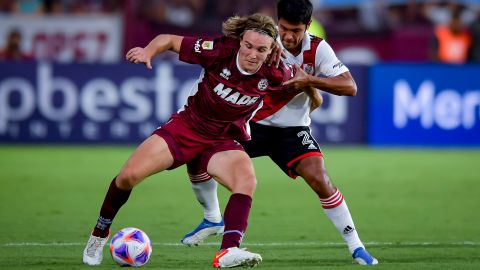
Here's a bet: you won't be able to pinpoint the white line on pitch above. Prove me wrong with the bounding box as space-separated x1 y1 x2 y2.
2 241 479 247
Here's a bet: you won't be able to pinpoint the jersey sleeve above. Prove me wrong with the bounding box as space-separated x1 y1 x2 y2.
179 36 222 68
315 40 349 77
267 61 295 91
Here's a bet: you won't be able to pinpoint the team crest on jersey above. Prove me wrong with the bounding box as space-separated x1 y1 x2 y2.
220 68 231 80
202 41 214 50
303 63 314 75
257 79 268 91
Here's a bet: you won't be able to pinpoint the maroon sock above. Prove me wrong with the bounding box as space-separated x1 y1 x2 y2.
220 193 252 250
92 178 131 238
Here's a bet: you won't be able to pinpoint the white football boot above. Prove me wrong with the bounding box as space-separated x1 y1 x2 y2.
181 218 224 246
212 247 262 268
83 234 109 266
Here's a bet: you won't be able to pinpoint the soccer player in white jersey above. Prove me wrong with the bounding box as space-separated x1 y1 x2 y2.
182 0 378 266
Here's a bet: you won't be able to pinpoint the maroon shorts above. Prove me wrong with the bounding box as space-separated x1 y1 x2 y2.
153 115 244 171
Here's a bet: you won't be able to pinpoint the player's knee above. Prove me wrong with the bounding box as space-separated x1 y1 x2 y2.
245 173 257 189
117 168 143 189
241 176 257 195
310 175 336 197
233 173 257 195
311 170 330 184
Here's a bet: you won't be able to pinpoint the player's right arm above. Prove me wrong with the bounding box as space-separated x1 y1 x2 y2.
126 34 183 69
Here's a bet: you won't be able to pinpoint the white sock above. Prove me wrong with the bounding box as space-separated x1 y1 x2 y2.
321 189 364 254
191 178 222 223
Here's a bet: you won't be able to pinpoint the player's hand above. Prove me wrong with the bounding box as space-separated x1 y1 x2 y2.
126 47 153 69
282 64 309 90
266 41 285 68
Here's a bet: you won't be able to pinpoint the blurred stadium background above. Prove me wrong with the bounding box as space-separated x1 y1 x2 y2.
1 0 480 269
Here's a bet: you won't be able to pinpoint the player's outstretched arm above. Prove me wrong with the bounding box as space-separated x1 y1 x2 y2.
283 65 357 96
126 34 183 69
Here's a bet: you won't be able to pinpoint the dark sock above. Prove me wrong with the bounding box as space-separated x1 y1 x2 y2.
220 193 252 249
92 178 131 238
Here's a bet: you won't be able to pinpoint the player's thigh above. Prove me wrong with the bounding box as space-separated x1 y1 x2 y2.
295 154 329 182
207 150 256 194
119 135 174 184
296 152 328 171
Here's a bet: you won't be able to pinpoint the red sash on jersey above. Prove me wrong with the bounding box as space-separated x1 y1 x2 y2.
253 35 322 122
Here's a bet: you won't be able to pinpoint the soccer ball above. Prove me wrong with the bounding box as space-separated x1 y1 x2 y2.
109 227 152 267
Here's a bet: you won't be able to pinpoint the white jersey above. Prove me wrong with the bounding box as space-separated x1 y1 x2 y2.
253 32 349 127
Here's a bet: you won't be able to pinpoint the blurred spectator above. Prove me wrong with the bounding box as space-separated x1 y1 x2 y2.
0 29 32 61
257 1 275 18
385 4 404 29
13 0 43 14
423 1 477 26
375 1 429 32
430 7 472 64
0 0 15 13
165 0 204 27
216 0 260 19
469 12 480 62
64 0 122 14
140 0 205 28
358 0 385 32
43 0 64 14
8 0 122 15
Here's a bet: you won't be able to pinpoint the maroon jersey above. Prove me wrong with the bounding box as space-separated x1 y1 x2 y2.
177 36 293 141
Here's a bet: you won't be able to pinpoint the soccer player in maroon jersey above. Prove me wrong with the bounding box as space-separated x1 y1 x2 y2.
82 13 296 268
181 0 378 266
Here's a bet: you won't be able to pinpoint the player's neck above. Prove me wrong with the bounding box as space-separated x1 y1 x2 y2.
287 46 302 57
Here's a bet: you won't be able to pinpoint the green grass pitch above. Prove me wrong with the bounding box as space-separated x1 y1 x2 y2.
1 145 479 269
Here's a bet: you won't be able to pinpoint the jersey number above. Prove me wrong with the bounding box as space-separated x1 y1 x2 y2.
297 131 313 145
